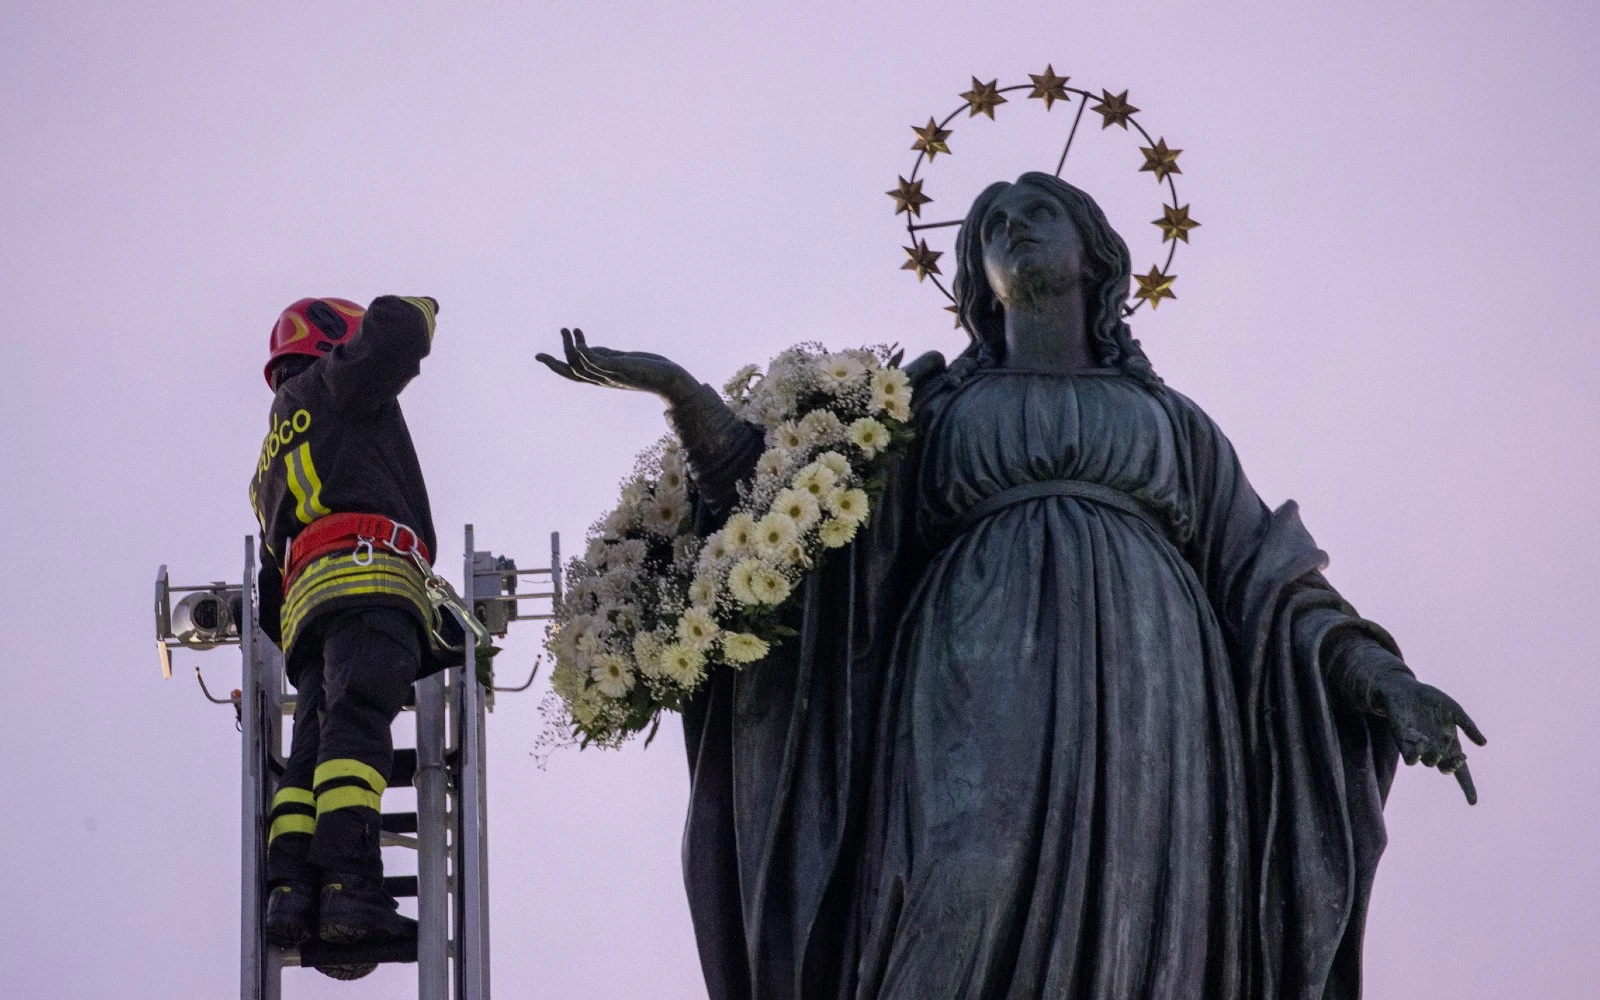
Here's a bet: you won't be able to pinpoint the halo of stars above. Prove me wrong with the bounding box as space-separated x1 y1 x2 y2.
893 66 1197 318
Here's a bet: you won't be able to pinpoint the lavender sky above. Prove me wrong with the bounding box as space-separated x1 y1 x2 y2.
2 3 1596 997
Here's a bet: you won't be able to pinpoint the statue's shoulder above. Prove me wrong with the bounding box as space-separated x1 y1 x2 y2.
903 350 948 388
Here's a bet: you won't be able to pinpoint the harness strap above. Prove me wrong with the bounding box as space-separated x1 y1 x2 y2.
952 480 1169 540
285 512 430 589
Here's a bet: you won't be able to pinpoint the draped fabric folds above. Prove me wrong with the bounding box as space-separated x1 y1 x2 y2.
680 359 1398 1000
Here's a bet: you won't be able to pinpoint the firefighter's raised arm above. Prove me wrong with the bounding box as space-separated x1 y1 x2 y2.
323 295 439 410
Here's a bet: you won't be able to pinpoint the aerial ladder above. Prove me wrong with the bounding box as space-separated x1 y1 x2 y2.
154 526 559 999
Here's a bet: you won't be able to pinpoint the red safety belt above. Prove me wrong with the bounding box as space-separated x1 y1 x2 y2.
284 512 431 591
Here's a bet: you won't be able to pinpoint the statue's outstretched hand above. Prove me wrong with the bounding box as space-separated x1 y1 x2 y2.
536 328 697 407
1374 675 1486 805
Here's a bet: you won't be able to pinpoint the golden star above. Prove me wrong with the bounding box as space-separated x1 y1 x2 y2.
1133 266 1177 308
902 240 943 281
960 77 1007 119
1139 138 1183 182
1030 64 1068 108
910 117 952 160
1091 89 1139 129
1027 64 1070 110
886 176 933 217
1153 203 1200 243
945 303 962 327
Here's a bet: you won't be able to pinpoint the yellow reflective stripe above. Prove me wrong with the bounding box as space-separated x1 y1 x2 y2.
268 814 316 843
316 785 383 816
280 552 430 643
401 297 436 341
272 787 315 810
295 444 331 518
314 758 388 795
284 450 315 525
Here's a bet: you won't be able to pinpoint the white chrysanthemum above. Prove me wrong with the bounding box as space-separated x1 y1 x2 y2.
590 653 635 698
688 574 719 607
601 506 631 539
884 394 911 422
827 487 871 525
748 564 792 605
620 477 650 509
676 606 720 650
597 570 635 604
755 512 799 556
872 367 910 397
798 409 845 444
781 542 812 570
816 450 851 479
817 353 866 391
658 464 689 496
728 558 763 605
570 691 600 728
847 417 891 458
756 448 792 478
769 421 806 450
724 363 762 400
549 660 586 701
632 632 667 678
647 494 688 535
584 537 607 565
770 488 821 530
605 537 648 569
723 512 759 554
819 517 858 549
661 642 707 686
792 461 839 498
720 632 770 665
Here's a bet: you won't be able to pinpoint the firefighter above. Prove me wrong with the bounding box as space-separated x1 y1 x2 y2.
250 295 456 977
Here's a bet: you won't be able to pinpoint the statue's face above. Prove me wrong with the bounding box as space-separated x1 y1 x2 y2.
979 185 1085 308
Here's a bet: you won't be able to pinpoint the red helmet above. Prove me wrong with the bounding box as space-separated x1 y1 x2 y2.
265 297 365 387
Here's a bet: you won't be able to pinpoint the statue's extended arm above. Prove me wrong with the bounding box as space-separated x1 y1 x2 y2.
536 327 762 511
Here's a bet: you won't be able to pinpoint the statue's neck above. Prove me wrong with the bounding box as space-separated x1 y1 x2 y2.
1002 293 1094 373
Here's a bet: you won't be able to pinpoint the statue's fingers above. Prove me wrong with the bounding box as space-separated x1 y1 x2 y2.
1455 706 1487 747
536 353 605 387
1397 735 1422 767
1418 743 1442 768
1453 761 1478 805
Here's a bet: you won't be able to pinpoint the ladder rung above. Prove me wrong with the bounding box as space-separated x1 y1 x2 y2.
384 875 418 898
388 748 417 788
294 937 418 968
380 812 418 834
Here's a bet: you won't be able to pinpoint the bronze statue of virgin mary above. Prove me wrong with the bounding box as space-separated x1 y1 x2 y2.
539 172 1483 1000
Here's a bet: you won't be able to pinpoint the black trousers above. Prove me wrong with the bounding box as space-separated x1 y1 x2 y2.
266 607 420 884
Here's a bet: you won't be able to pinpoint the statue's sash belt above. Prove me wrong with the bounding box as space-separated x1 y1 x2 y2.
952 479 1168 541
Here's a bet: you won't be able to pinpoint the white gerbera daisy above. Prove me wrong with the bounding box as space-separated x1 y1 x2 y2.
816 451 852 479
724 363 762 400
817 353 866 391
688 573 719 607
847 417 892 458
798 409 845 444
723 513 759 554
884 395 911 422
661 642 707 686
819 517 858 549
755 512 799 556
549 661 586 701
827 487 871 525
632 632 667 678
792 461 839 498
647 494 687 535
769 421 806 450
590 653 635 698
676 606 720 650
728 558 764 605
720 632 770 665
756 448 793 478
771 488 821 530
872 367 911 397
605 537 648 569
702 531 733 563
748 564 793 605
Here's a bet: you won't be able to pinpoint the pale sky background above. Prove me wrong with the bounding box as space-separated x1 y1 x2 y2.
2 3 1596 997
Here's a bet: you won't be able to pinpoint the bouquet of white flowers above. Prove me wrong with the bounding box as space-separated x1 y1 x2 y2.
545 343 916 747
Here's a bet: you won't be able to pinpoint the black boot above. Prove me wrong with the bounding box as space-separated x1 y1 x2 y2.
319 873 418 945
264 881 317 948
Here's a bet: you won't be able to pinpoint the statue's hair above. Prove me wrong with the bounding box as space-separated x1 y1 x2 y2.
951 172 1160 389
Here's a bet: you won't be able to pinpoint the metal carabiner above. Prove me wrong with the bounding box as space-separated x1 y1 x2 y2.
352 536 375 567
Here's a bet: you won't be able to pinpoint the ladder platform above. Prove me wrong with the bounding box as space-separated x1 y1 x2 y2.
291 937 419 968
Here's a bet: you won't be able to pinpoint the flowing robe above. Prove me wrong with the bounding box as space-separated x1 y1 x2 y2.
679 358 1401 1000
